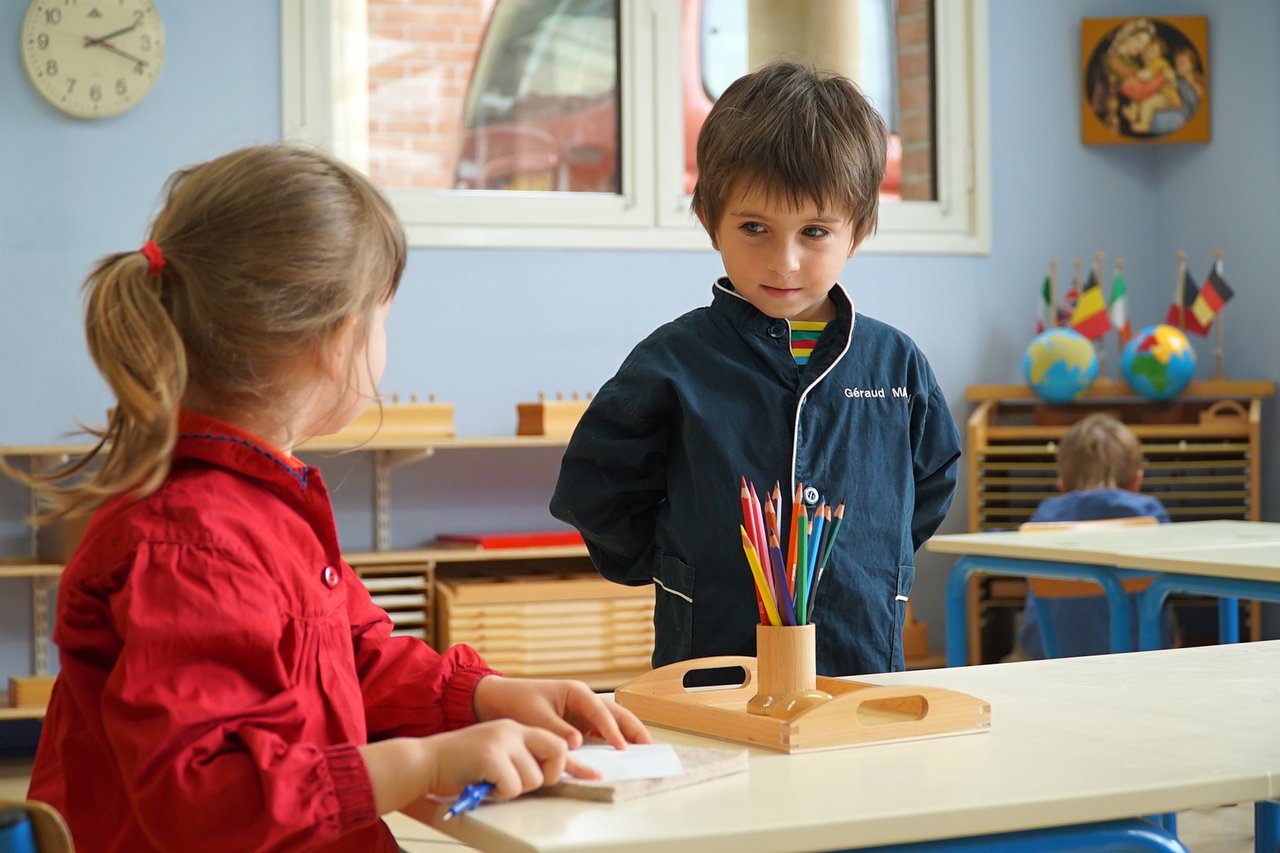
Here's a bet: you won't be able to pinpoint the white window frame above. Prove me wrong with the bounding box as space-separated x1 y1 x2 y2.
282 0 989 254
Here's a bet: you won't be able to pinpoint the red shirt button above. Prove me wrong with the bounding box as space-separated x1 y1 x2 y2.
321 565 340 588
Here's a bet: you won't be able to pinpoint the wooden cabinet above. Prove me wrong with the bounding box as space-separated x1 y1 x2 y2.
962 378 1274 664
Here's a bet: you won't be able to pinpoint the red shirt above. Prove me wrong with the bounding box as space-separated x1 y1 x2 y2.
28 412 498 851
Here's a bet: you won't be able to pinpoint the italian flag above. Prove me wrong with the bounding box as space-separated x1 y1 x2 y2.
1108 270 1131 344
1036 275 1054 333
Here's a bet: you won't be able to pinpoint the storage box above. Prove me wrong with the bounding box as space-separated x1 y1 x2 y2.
437 573 653 688
8 675 56 708
348 559 435 646
311 398 455 446
516 394 591 437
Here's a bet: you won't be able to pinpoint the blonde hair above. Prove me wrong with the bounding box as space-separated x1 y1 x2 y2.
1057 413 1144 492
15 144 405 520
691 60 887 243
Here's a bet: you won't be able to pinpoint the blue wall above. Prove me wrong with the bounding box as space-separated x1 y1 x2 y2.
2 1 1276 681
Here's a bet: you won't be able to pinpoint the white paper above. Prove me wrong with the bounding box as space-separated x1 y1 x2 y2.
565 743 685 782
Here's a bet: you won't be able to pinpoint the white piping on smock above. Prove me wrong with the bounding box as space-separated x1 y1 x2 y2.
713 280 856 497
652 576 693 603
788 284 855 496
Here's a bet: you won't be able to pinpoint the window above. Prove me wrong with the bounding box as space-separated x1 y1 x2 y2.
283 0 989 253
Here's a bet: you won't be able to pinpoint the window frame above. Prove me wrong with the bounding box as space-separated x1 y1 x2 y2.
282 0 990 254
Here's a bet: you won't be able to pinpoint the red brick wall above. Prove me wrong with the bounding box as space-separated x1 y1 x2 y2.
367 0 495 189
896 0 935 201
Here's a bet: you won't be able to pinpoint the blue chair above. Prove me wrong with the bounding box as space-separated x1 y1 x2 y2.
853 816 1187 852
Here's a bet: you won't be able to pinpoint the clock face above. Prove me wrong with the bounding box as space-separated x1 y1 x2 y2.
21 0 165 120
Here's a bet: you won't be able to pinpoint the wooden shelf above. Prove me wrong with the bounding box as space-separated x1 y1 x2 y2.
0 560 62 580
0 692 46 720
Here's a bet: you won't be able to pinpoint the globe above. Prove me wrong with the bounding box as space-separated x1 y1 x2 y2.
1122 324 1197 401
1023 328 1099 404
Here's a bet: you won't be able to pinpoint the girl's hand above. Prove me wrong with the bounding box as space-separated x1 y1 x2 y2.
472 676 653 749
422 719 601 800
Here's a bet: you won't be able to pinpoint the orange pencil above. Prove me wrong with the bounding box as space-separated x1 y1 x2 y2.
786 483 803 596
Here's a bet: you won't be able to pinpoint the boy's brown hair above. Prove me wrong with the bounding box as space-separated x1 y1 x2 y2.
691 59 888 243
1057 413 1144 492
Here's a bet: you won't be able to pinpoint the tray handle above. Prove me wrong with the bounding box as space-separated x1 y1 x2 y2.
613 655 757 699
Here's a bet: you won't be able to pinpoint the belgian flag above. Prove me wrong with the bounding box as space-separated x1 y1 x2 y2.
1070 270 1111 339
1191 261 1235 328
1164 268 1212 336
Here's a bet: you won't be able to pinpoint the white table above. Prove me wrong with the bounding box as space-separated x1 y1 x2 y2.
402 642 1280 852
926 520 1280 664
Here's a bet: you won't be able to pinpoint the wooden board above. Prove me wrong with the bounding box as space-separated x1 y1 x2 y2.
8 675 56 708
615 656 990 754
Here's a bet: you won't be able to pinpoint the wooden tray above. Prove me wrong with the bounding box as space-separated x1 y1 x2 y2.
615 655 991 753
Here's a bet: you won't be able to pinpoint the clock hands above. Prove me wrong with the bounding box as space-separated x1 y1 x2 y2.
91 40 149 67
84 21 140 47
83 20 150 66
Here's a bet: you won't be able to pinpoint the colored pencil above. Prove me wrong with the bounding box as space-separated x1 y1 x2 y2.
786 484 803 596
808 503 845 620
741 481 774 602
767 533 791 625
740 527 782 627
795 509 810 624
805 504 830 622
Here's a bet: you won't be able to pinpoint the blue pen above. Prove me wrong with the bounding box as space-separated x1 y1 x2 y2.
442 782 494 821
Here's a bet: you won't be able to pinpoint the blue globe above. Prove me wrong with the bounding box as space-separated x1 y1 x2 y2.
1121 324 1197 401
1023 328 1099 404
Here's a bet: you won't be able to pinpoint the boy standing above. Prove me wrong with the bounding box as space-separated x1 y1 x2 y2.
550 61 961 676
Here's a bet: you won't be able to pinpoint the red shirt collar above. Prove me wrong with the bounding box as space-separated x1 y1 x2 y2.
177 409 307 471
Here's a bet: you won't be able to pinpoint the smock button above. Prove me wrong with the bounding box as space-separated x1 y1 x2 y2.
767 322 787 339
803 486 820 505
321 565 340 588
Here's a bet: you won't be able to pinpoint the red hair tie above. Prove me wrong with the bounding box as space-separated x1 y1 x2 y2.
140 240 165 276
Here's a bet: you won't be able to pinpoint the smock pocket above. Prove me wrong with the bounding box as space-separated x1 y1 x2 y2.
890 564 916 671
651 552 694 667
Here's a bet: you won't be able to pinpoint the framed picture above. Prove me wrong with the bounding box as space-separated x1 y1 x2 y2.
1081 15 1209 145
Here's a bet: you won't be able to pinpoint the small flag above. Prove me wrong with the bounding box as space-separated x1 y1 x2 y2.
1108 268 1131 345
1036 275 1054 334
1070 270 1111 339
1164 268 1212 336
1191 260 1235 328
1057 279 1079 327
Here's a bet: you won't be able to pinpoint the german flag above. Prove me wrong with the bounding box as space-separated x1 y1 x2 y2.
1191 261 1235 328
1165 268 1212 336
1070 270 1111 339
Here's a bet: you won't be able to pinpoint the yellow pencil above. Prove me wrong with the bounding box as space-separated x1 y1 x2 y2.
740 526 782 626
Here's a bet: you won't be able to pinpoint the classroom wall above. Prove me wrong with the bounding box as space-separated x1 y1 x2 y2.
2 0 1276 682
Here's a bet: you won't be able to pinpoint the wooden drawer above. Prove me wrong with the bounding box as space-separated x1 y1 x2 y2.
437 574 654 687
349 561 435 645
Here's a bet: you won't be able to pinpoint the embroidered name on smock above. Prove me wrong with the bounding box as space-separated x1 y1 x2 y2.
844 386 909 399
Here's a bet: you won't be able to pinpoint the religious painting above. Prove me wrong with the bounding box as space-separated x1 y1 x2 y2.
1081 16 1209 144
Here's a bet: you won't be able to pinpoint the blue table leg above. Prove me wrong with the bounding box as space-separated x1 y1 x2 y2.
1256 800 1279 853
945 556 1138 667
1219 597 1240 643
1140 575 1280 651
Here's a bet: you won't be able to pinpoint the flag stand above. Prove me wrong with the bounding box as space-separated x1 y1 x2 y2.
1212 248 1226 378
1175 249 1187 333
1113 257 1127 368
1092 252 1106 376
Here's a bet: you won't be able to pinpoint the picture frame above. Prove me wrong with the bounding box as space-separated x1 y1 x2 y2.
1081 15 1209 145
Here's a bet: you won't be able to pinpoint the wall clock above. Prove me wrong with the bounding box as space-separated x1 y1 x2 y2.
20 0 165 120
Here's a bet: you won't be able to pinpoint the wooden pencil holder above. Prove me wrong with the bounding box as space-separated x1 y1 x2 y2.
746 623 818 716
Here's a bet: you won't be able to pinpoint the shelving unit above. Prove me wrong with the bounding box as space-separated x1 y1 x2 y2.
962 378 1274 664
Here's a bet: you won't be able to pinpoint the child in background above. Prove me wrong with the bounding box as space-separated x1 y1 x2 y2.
14 145 649 852
550 61 961 677
1017 412 1172 659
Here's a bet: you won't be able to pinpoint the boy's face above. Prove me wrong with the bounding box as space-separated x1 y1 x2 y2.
704 183 856 323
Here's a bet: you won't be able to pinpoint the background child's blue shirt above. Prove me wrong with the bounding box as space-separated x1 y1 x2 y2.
550 279 961 676
1018 488 1171 659
1029 489 1171 524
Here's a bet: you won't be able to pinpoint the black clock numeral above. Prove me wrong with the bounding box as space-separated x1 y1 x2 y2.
133 9 143 22
46 59 58 77
140 34 151 50
133 62 145 75
37 34 49 50
45 9 61 25
89 84 102 102
65 77 76 94
115 78 128 95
